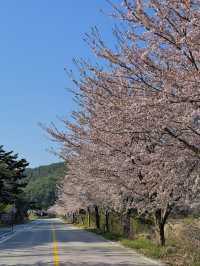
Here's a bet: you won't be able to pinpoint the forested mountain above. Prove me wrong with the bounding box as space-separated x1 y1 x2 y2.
24 162 66 210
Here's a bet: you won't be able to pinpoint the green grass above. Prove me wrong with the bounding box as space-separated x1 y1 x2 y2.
182 216 198 225
192 254 200 266
86 228 122 241
121 237 168 259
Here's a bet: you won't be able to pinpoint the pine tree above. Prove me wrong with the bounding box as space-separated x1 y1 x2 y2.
0 145 29 205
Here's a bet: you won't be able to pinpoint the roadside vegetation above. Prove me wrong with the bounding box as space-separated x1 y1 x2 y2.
63 211 200 266
0 145 29 225
0 147 65 226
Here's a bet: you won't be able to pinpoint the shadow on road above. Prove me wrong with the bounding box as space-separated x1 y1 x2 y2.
0 224 107 251
0 263 156 266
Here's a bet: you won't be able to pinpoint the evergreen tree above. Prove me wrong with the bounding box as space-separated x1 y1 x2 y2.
0 145 29 205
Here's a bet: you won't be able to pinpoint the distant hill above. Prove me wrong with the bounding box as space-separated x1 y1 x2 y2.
24 162 66 210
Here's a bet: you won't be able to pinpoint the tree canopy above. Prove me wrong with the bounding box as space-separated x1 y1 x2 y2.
0 145 29 205
0 145 29 223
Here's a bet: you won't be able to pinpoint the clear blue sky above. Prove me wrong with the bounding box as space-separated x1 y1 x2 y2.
0 0 116 167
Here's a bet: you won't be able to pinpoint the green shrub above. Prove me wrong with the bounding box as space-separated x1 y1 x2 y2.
0 204 13 213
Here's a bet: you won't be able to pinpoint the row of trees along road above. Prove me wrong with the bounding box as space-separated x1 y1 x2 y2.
46 0 200 246
0 145 29 223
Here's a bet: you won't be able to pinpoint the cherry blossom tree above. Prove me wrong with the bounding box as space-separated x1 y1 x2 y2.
81 0 200 245
77 66 200 244
46 0 200 245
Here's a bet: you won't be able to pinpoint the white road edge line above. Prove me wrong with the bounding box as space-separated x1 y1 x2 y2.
0 222 40 244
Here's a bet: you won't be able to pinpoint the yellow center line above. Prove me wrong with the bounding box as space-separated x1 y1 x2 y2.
52 224 60 266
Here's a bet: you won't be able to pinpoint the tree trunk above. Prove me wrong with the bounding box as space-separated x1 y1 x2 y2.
72 213 75 224
94 205 100 229
154 209 168 246
80 215 84 225
87 207 91 227
105 210 110 232
159 222 165 246
123 211 132 238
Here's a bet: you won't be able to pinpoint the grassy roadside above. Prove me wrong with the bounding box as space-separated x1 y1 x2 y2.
63 217 200 266
85 227 170 263
63 221 171 264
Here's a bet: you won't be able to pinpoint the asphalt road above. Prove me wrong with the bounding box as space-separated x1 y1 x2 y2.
0 218 164 266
